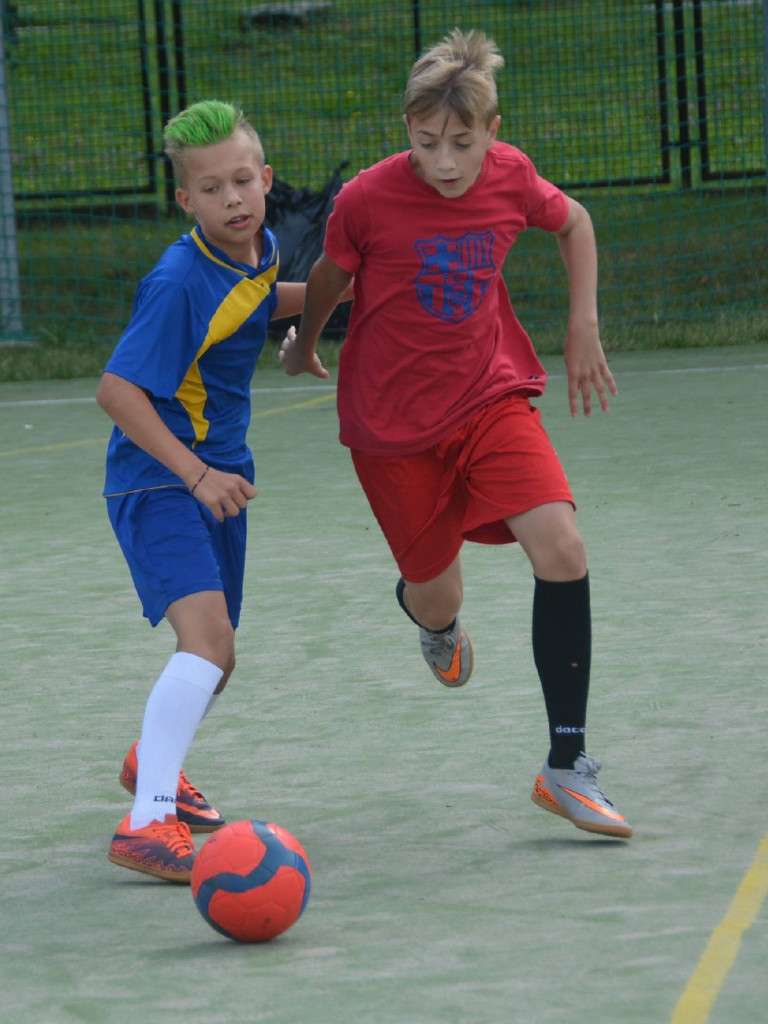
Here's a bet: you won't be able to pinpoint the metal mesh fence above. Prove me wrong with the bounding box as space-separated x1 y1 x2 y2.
2 0 766 344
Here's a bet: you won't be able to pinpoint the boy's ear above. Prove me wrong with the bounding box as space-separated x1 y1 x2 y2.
261 163 273 195
175 187 194 214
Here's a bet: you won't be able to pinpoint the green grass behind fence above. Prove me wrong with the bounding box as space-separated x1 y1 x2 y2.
9 0 765 195
3 0 767 373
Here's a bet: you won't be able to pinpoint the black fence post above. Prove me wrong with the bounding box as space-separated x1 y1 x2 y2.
764 0 768 191
654 0 672 181
154 0 176 209
172 0 187 116
672 0 692 188
137 0 157 195
692 0 710 180
412 0 421 60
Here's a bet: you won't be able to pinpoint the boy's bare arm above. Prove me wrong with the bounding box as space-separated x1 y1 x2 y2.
273 274 354 324
95 372 255 521
556 198 617 417
273 282 307 321
280 254 353 378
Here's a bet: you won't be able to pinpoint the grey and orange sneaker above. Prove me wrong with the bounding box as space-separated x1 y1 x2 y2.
108 813 196 882
531 752 633 839
419 619 474 688
119 741 225 833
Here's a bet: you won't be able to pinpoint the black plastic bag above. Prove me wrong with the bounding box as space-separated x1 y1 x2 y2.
265 160 350 338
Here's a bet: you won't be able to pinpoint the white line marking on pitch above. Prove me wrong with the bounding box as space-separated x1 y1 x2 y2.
0 363 766 409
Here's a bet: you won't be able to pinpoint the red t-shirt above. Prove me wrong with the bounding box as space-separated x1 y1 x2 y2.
324 142 569 455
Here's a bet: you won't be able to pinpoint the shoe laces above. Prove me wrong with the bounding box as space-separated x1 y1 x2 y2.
574 753 616 808
178 769 205 802
575 753 602 777
157 821 194 856
428 633 455 658
421 623 458 658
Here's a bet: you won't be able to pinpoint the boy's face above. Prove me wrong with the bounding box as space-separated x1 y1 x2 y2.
405 108 500 198
175 130 273 264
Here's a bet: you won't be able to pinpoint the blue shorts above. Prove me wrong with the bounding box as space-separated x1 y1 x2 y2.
106 484 249 628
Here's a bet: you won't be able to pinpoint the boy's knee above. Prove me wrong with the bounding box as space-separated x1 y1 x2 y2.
172 607 236 676
209 620 236 673
538 529 587 581
215 649 236 693
562 533 587 579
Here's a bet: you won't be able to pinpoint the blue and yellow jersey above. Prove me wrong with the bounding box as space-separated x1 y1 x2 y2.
103 225 278 496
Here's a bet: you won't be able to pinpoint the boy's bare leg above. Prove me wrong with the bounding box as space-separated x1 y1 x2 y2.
398 555 464 632
505 501 586 582
397 557 473 687
165 590 236 689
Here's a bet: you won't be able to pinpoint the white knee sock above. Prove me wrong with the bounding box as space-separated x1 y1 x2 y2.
130 652 223 830
202 692 220 720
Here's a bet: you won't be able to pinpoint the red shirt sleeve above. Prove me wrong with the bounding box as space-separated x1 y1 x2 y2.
520 154 570 233
324 178 367 275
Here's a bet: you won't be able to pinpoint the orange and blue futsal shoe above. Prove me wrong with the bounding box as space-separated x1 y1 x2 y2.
119 741 225 833
531 752 633 839
419 619 474 687
107 813 196 882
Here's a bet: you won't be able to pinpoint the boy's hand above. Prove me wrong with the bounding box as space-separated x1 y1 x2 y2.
279 326 329 379
564 323 617 417
192 466 257 523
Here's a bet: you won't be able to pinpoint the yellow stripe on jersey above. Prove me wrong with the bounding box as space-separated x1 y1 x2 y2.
175 229 279 446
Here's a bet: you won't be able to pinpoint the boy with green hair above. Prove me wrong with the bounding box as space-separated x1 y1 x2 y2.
281 30 632 838
98 100 347 881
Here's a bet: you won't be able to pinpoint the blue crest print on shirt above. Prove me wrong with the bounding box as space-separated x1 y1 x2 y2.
414 231 495 323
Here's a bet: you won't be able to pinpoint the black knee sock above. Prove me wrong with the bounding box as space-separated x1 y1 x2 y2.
532 574 591 769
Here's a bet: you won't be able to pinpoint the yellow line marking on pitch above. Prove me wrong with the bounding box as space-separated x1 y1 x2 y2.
0 437 103 457
671 830 768 1023
0 391 337 458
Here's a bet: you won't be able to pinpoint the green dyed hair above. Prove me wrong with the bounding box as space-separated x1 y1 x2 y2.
404 29 504 128
163 100 264 186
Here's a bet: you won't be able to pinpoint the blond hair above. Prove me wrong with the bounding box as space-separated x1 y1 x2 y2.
404 29 504 128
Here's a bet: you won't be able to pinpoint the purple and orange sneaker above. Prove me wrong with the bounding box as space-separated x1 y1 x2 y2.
107 813 196 883
119 741 225 833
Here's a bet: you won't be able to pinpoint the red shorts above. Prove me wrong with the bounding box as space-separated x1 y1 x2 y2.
351 395 574 583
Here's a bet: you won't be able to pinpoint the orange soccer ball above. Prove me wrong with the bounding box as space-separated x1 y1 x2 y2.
191 819 312 942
